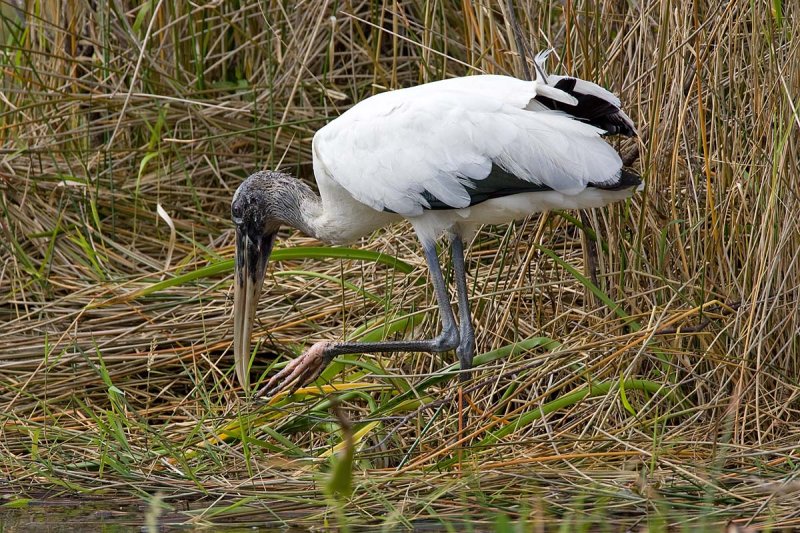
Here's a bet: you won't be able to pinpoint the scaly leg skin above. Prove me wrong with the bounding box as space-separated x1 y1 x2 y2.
257 341 334 398
450 231 475 430
257 238 460 400
450 232 475 378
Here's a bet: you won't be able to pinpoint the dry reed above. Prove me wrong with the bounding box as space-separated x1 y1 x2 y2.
1 0 798 529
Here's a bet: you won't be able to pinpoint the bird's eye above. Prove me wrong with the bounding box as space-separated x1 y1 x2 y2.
231 203 244 225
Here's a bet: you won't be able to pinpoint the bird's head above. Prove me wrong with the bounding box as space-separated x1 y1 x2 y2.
231 170 297 391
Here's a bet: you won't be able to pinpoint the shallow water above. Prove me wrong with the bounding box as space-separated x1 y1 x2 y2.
0 500 285 532
1 503 146 532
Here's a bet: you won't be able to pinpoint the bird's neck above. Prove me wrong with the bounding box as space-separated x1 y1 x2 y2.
280 187 327 241
282 180 396 245
282 185 354 244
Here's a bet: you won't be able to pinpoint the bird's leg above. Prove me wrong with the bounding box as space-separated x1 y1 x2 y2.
449 232 475 380
257 239 460 399
449 231 475 432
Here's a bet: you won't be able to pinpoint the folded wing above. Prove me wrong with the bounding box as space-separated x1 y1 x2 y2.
313 73 636 217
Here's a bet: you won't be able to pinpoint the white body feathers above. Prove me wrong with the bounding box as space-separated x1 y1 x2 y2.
308 70 637 244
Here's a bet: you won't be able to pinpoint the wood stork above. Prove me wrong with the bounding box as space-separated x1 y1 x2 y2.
232 50 640 398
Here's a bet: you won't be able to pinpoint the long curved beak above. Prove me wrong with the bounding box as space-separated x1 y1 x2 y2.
233 226 275 392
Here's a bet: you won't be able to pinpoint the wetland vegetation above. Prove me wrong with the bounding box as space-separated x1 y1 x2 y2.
1 0 798 530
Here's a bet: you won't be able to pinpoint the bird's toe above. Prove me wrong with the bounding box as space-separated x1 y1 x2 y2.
257 341 333 399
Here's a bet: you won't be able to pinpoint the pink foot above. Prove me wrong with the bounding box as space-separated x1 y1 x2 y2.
257 341 333 399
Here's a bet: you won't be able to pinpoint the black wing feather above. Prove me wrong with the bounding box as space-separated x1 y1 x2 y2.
535 78 636 137
410 164 641 211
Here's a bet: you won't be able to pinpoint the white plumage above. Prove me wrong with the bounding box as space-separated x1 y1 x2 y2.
315 76 619 211
231 52 640 396
311 73 636 244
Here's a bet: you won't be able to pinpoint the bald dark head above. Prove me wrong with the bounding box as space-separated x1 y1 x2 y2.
232 171 286 238
232 170 318 238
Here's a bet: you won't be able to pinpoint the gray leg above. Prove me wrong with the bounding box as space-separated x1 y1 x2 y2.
449 231 475 382
327 238 460 355
258 238 460 397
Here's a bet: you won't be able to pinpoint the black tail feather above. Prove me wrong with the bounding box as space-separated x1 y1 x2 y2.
590 169 641 191
535 78 637 137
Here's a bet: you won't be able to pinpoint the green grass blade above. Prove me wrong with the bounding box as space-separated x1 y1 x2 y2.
91 247 414 306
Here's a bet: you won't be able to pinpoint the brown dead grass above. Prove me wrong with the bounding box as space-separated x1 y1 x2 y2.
1 0 799 529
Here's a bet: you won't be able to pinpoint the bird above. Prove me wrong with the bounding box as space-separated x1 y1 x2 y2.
231 50 640 400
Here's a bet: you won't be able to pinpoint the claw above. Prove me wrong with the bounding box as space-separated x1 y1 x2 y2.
257 341 333 399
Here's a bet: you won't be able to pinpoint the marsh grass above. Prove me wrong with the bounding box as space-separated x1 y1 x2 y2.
1 0 799 529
